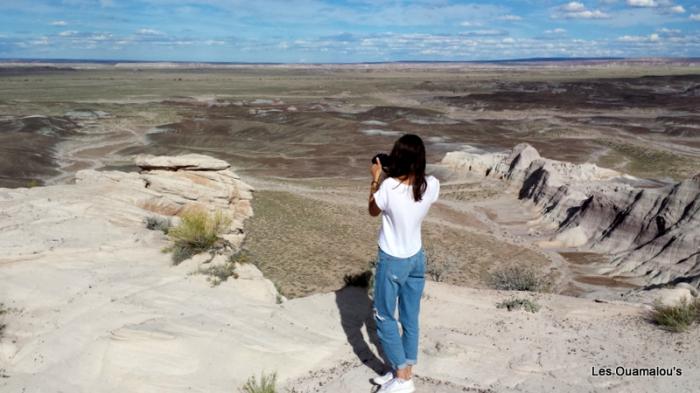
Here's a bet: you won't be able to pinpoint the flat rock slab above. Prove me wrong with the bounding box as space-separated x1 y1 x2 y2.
135 154 231 171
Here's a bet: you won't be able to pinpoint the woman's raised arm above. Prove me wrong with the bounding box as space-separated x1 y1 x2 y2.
368 160 383 217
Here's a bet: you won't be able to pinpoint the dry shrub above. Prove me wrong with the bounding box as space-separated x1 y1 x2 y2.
497 297 541 313
165 208 231 265
487 265 551 292
241 372 277 393
649 297 699 333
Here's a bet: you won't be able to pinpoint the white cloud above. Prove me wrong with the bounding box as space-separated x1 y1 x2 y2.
618 32 661 42
545 28 567 34
91 34 111 41
50 20 67 26
625 1 687 16
58 30 78 37
626 0 658 7
460 21 483 27
498 14 522 21
618 35 644 41
29 36 50 46
562 2 586 12
554 2 610 19
137 28 164 35
579 10 609 18
463 29 508 36
669 5 685 14
691 14 700 21
658 28 681 36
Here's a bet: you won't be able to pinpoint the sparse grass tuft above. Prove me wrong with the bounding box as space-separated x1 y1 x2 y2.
649 297 699 333
497 297 541 313
199 250 256 286
145 215 172 234
487 265 551 292
165 208 231 265
229 249 253 265
241 372 277 393
200 262 238 286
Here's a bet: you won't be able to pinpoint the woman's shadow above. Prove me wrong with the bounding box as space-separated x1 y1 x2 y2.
335 270 390 376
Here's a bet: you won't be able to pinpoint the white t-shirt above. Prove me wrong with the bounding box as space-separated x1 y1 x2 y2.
373 175 440 258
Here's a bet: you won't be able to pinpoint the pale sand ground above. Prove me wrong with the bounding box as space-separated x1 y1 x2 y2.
1 171 699 393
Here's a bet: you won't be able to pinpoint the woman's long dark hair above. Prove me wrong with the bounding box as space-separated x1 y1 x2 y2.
388 134 427 202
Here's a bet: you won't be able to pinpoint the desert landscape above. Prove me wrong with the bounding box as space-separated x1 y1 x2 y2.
1 60 700 392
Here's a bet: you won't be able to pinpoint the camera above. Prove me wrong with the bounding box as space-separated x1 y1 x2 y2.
371 153 392 171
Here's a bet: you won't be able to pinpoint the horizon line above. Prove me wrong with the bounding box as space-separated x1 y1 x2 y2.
2 56 700 66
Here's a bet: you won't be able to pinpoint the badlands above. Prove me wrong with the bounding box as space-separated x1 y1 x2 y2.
1 61 699 392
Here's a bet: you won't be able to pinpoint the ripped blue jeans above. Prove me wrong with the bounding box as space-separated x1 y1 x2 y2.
373 247 426 370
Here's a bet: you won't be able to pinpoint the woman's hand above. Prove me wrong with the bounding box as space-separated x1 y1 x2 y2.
370 158 382 181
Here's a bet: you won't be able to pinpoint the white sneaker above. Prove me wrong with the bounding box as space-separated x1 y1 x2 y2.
372 371 393 386
378 377 415 393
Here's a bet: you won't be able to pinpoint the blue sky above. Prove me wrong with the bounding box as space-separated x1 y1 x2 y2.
0 0 698 62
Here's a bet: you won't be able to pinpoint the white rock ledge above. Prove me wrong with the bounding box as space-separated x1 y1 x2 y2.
135 153 232 171
1 154 699 393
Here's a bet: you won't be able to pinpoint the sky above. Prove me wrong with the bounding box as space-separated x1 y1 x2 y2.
0 0 698 62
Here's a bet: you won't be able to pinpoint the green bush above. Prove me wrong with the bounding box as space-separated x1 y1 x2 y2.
497 297 541 313
166 208 231 265
487 265 551 292
241 372 277 393
649 297 699 333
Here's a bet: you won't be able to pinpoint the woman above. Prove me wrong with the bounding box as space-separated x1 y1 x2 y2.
368 134 440 393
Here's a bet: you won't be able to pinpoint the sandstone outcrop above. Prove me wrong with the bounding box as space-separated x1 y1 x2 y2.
443 143 700 288
76 153 253 249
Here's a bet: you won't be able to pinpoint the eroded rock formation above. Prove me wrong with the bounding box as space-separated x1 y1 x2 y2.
443 143 700 288
0 154 254 258
82 153 253 248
